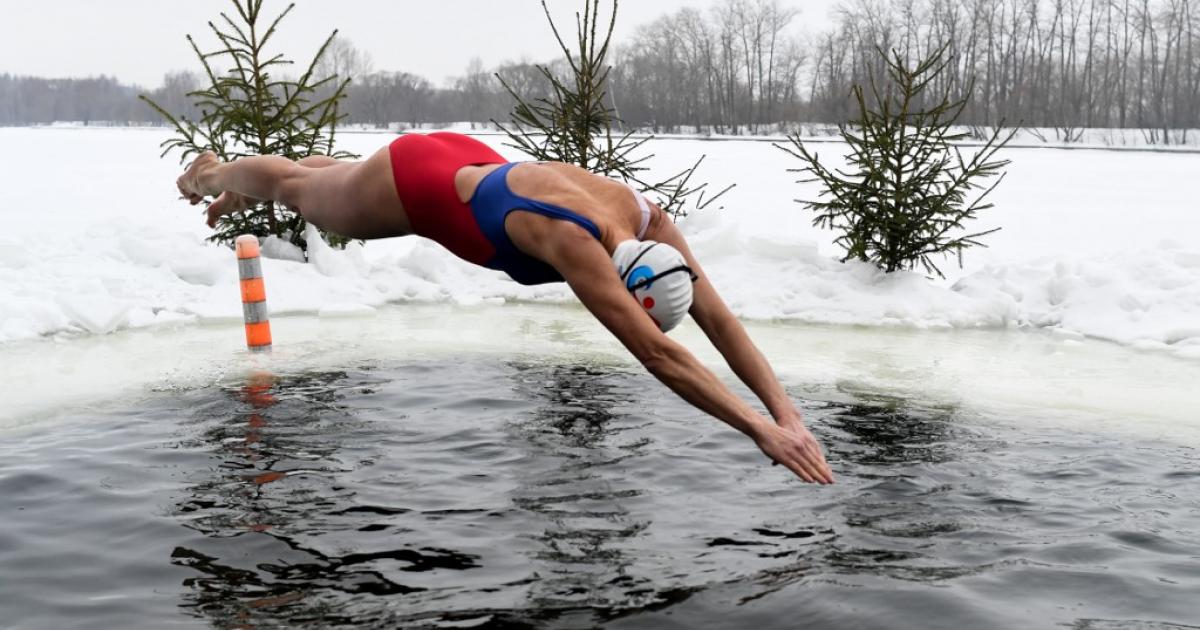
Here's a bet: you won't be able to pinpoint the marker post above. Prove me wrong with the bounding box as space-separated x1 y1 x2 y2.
235 235 272 353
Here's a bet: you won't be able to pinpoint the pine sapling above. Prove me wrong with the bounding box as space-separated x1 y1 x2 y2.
494 0 732 221
140 0 357 251
776 43 1016 277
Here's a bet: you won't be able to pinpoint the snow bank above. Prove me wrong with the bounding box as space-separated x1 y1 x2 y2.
1 127 1197 359
0 218 573 342
3 213 1196 359
954 243 1200 355
680 210 1200 357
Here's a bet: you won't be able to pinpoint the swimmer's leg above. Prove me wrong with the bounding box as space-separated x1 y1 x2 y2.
297 155 343 168
179 150 395 238
202 154 347 219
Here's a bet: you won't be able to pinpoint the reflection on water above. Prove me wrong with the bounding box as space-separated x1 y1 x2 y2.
506 362 654 615
172 369 485 627
170 361 672 628
175 370 356 535
1 357 1198 629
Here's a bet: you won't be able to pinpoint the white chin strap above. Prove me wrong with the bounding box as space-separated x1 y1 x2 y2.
625 183 651 239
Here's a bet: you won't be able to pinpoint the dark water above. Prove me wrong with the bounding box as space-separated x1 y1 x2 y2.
1 356 1198 629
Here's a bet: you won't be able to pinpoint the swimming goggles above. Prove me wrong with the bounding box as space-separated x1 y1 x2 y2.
619 243 699 292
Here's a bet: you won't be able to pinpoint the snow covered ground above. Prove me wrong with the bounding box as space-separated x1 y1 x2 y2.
0 126 1198 433
0 126 1195 439
1 126 1196 354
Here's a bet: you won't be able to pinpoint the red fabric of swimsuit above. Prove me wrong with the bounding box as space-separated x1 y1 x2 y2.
388 132 507 265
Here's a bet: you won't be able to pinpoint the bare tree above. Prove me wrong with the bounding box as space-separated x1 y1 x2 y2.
315 35 374 83
454 57 494 130
5 0 1198 138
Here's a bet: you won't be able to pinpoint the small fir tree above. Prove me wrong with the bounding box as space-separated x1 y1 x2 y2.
776 44 1016 277
140 0 357 251
494 0 731 221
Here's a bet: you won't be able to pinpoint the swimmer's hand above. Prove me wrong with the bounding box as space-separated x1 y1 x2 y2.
754 421 834 484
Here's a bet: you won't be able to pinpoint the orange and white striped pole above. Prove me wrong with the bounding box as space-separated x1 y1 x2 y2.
235 235 272 353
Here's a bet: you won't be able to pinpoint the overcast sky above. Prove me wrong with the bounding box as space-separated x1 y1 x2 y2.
0 0 841 87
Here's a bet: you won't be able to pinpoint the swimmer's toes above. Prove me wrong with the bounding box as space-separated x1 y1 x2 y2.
207 191 252 224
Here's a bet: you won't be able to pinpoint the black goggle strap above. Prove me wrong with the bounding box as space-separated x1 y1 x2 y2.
619 242 660 284
626 264 699 293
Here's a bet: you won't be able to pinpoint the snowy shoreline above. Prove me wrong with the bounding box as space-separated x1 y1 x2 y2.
1 126 1197 359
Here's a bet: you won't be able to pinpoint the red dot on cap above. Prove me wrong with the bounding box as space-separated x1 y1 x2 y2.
642 296 655 309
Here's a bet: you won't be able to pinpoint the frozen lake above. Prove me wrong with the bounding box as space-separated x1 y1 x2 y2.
1 127 1198 628
2 310 1198 628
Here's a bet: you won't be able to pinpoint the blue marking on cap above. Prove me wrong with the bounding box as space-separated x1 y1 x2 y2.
626 265 655 291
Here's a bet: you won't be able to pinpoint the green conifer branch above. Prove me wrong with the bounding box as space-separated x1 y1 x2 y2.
776 43 1014 277
494 0 731 221
141 0 357 250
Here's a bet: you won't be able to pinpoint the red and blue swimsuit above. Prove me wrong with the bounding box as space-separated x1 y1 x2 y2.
388 132 601 285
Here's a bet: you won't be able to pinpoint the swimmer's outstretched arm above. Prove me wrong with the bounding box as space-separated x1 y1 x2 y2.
544 228 834 484
648 216 809 431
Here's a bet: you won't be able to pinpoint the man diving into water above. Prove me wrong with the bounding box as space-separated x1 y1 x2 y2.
176 132 834 484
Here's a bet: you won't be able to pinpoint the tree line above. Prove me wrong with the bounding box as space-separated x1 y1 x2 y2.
0 74 145 125
810 0 1199 143
2 0 1196 142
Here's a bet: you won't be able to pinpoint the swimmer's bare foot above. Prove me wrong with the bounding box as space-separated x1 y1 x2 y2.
206 191 253 228
176 151 221 203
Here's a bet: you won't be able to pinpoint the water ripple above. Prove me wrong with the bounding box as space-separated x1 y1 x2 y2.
0 357 1197 628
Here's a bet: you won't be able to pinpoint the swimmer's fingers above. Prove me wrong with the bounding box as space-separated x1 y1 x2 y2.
787 422 835 484
788 451 824 485
781 457 817 484
756 424 834 485
205 192 246 228
805 440 835 485
798 438 834 484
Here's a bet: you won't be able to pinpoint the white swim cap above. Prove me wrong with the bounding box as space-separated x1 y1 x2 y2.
612 240 696 332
